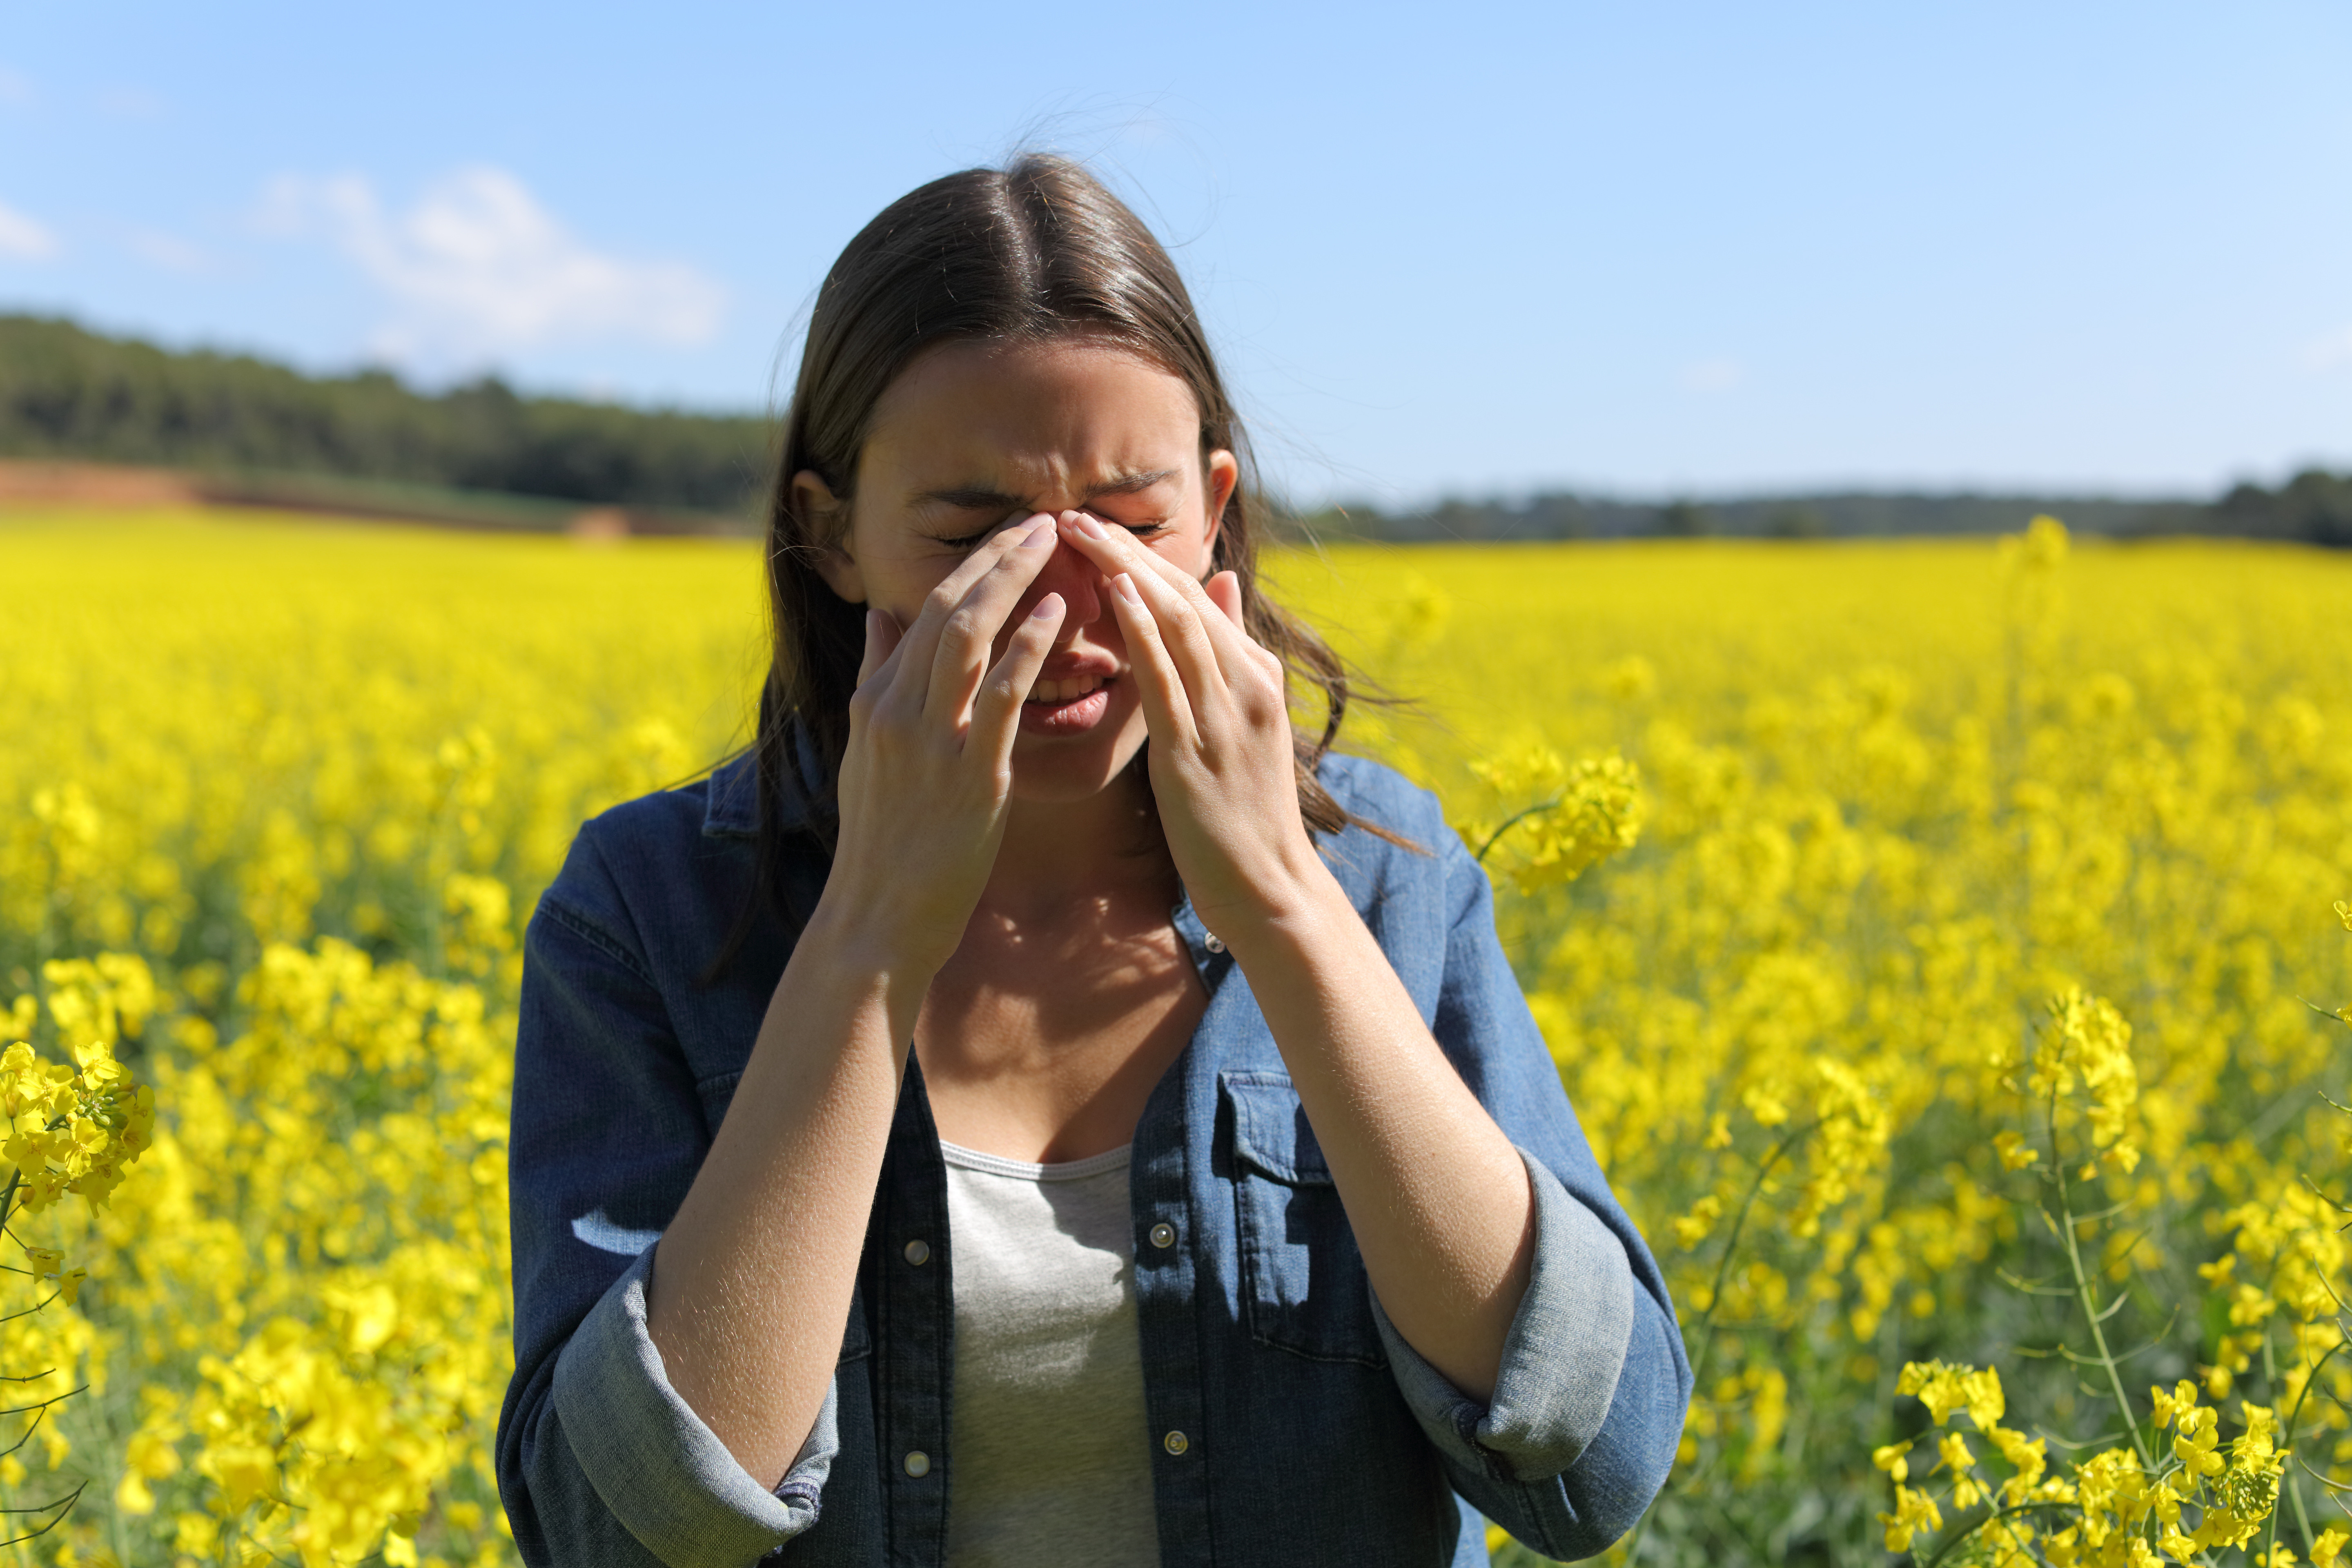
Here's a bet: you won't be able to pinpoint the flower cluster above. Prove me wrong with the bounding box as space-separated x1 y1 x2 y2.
1310 519 2352 1568
0 957 158 1532
1466 746 1647 893
8 506 2352 1566
0 512 739 1563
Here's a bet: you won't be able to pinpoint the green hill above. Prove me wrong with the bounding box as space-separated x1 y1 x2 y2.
4 312 2345 543
0 314 772 521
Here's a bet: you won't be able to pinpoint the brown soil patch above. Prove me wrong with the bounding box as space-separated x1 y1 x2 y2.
0 460 203 508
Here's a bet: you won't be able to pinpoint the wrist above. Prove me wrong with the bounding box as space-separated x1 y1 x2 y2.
1203 850 1352 963
793 899 940 1021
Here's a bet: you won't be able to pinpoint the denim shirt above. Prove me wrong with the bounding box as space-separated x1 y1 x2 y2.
496 750 1690 1568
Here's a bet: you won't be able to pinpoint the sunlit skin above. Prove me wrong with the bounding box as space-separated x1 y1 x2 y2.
642 336 1537 1489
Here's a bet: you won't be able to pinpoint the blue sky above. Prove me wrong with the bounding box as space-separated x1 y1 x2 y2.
3 0 2348 505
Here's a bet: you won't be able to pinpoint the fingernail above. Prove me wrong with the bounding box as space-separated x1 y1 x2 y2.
1030 592 1064 619
1022 518 1055 547
1071 511 1108 539
1113 573 1142 604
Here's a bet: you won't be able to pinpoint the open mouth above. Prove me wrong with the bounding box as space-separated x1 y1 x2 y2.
1019 670 1118 734
1027 673 1107 704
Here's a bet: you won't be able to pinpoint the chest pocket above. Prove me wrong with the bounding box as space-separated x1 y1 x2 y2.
1223 1072 1388 1368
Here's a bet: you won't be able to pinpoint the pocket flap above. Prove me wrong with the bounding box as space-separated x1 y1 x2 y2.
1223 1072 1334 1185
840 1291 872 1363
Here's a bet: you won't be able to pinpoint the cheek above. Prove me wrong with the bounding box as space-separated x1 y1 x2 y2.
871 558 956 623
1145 530 1216 581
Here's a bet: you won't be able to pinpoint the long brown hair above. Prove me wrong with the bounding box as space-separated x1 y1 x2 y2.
718 154 1399 967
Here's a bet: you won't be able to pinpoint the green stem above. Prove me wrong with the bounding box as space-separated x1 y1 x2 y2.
1688 1121 1814 1393
2262 1332 2345 1565
1474 795 1569 864
1920 1500 2083 1568
1617 1121 1814 1568
2048 1102 2156 1474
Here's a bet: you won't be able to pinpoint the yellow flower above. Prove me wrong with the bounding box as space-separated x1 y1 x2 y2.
2151 1379 2198 1430
1672 1194 1724 1250
1879 1483 1944 1552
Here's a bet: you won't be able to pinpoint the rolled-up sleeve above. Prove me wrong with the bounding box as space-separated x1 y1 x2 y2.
1372 1148 1635 1481
547 1245 835 1564
498 826 837 1567
1370 807 1690 1561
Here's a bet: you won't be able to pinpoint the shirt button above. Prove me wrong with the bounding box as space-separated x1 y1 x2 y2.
1163 1430 1189 1456
903 1450 931 1477
1203 933 1225 954
1149 1223 1176 1250
903 1239 930 1266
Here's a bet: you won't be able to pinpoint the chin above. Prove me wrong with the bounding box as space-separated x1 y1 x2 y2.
1006 716 1149 805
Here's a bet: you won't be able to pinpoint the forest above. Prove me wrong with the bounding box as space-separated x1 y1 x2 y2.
4 311 2346 543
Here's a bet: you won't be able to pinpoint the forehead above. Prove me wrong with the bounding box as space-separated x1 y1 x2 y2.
860 337 1201 494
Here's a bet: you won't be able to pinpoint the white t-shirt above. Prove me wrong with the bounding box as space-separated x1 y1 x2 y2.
940 1140 1162 1568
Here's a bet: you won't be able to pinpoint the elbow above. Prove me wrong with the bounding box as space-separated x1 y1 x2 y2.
493 1372 561 1568
1537 1296 1691 1560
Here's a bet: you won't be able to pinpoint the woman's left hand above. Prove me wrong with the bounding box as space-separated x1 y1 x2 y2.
1056 510 1329 937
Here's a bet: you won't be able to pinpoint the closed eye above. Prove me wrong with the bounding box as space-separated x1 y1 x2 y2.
929 515 1173 551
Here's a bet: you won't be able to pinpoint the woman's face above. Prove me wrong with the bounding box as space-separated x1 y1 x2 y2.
803 336 1238 804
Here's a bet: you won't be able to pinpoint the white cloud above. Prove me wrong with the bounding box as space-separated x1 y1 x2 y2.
257 166 726 367
1680 358 1745 394
0 198 58 260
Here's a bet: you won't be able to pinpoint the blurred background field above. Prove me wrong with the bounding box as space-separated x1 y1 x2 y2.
2 506 2347 1564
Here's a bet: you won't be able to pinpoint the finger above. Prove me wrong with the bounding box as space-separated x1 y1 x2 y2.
969 591 1067 763
883 514 1049 717
1105 571 1202 751
1205 570 1244 628
922 517 1060 729
1059 514 1229 713
1057 511 1255 675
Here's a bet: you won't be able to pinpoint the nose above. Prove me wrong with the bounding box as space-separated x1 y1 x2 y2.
1012 534 1106 631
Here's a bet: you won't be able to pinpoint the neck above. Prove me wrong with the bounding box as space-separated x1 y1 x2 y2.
982 766 1174 928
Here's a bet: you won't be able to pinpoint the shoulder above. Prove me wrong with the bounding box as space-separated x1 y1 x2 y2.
1312 751 1483 922
538 753 762 949
1315 751 1452 847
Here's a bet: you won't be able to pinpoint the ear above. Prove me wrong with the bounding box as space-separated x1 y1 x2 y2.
1202 448 1239 560
793 470 866 604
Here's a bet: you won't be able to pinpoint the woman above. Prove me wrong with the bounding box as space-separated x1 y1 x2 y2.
497 154 1688 1568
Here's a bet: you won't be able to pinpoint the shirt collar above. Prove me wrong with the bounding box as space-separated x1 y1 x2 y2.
700 724 830 840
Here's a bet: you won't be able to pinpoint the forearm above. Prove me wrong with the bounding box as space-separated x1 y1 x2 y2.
1221 867 1535 1401
644 908 927 1487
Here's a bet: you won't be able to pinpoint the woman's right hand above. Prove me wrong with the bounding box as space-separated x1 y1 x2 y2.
816 513 1067 984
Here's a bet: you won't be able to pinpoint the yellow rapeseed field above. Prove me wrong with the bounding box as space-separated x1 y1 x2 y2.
1 506 2348 1567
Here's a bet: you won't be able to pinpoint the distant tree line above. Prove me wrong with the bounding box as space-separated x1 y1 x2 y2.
1294 476 2350 546
4 312 2346 543
0 313 773 517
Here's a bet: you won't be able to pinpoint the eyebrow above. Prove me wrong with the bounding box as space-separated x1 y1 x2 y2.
911 468 1180 511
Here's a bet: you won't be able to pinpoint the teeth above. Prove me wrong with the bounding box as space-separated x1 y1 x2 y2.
1027 674 1107 704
